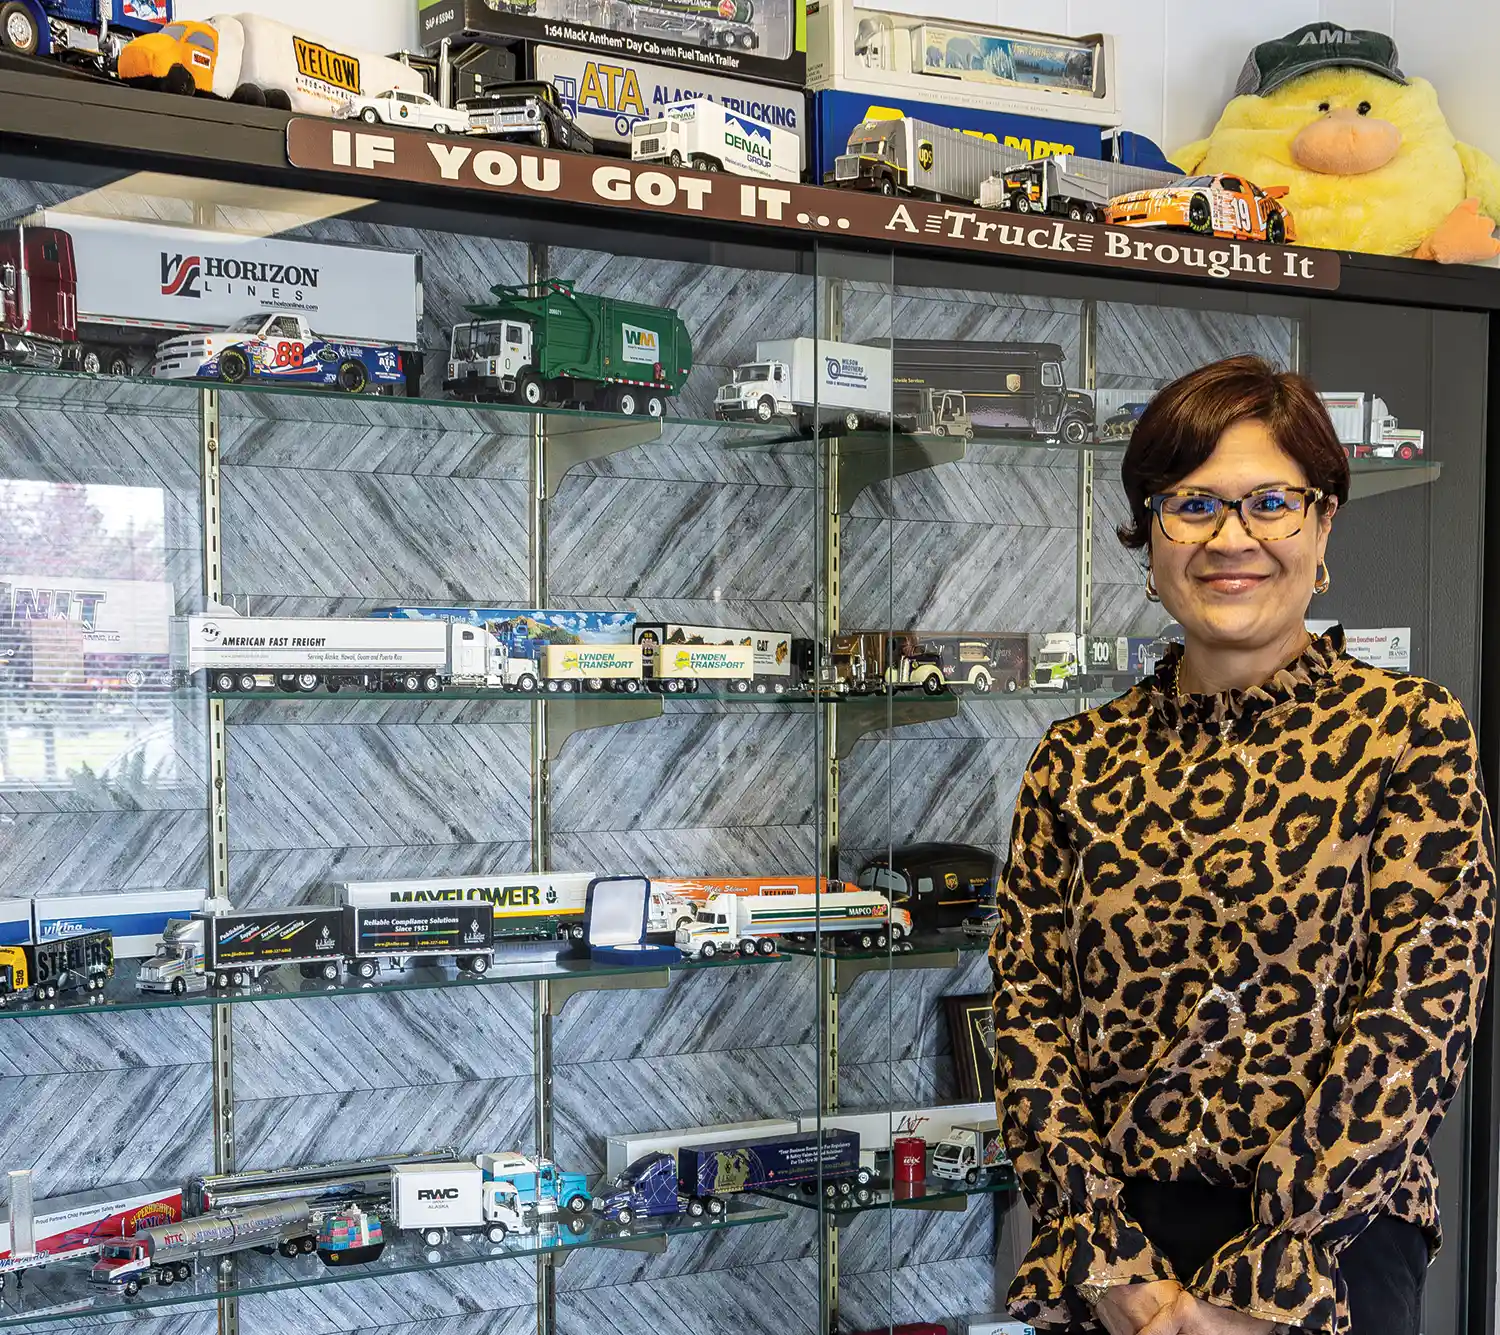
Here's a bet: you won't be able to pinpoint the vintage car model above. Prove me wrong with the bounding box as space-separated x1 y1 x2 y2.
339 89 470 135
1105 173 1294 244
1102 401 1149 438
460 81 595 153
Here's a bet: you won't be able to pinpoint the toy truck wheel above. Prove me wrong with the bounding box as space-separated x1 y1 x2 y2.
401 673 421 692
921 673 944 696
214 672 236 692
296 673 319 692
536 120 552 149
566 1194 588 1214
320 961 339 980
1062 418 1089 445
361 108 381 124
1267 212 1287 245
615 1205 634 1225
965 1167 979 1185
338 361 369 394
155 1267 174 1284
163 64 196 96
842 410 862 433
644 393 666 417
516 673 538 692
265 90 293 112
707 1196 726 1216
422 1228 444 1247
237 673 257 692
874 930 888 948
757 937 776 956
877 177 896 197
858 932 874 949
1067 204 1084 221
686 1198 705 1217
0 4 39 55
485 1222 509 1242
219 349 250 384
355 958 377 980
615 387 640 416
423 673 442 692
738 938 758 957
620 678 641 694
231 83 268 107
517 373 545 406
699 941 718 959
124 1278 141 1296
971 671 992 694
1188 194 1213 234
754 396 776 422
170 978 186 996
467 955 490 975
584 676 604 692
1398 443 1417 460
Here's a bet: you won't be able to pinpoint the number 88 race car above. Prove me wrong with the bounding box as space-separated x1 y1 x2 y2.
1104 173 1295 244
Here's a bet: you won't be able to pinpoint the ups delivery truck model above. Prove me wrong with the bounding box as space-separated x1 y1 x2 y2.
830 116 1028 201
893 340 1094 445
0 929 114 1005
678 1129 874 1210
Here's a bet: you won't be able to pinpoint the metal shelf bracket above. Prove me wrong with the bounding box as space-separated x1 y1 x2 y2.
545 967 671 1018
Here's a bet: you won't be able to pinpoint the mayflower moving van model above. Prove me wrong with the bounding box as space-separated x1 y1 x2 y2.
631 99 797 180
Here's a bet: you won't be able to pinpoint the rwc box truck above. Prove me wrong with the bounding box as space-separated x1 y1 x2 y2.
445 279 693 417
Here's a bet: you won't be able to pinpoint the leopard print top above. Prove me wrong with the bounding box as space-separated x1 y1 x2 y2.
989 628 1495 1334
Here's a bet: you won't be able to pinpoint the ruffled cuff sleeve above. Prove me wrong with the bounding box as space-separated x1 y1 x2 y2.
1011 1193 1178 1323
1190 1225 1337 1332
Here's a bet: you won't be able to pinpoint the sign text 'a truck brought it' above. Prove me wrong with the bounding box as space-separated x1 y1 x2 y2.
285 120 1340 291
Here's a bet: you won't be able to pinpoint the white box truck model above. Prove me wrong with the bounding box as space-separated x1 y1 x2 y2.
676 888 911 958
631 100 798 181
117 13 424 116
390 1163 523 1246
1318 392 1425 460
172 607 514 695
930 1121 1009 1185
6 213 421 380
714 339 894 432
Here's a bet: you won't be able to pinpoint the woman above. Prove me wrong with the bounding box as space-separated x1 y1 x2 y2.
989 356 1495 1335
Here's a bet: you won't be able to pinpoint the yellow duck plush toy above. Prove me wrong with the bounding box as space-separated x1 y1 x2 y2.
1172 22 1500 262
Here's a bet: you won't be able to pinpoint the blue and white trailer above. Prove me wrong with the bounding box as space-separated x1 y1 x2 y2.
678 1129 872 1209
31 888 209 958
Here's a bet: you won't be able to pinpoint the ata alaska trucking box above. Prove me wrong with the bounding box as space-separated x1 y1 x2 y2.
419 0 808 91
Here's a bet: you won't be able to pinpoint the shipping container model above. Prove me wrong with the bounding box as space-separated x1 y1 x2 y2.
830 115 1028 200
677 1129 874 1209
342 872 591 942
344 904 495 979
445 279 692 417
0 929 114 1005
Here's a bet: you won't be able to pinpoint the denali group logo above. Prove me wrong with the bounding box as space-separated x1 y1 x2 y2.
160 251 323 299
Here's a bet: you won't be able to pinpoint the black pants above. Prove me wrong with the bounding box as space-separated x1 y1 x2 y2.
1067 1180 1428 1333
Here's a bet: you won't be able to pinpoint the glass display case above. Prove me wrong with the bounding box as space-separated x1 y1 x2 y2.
0 73 1495 1335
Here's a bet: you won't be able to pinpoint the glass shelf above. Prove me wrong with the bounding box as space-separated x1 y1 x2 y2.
778 926 991 964
0 948 782 1022
0 365 793 442
0 1204 786 1327
206 684 1104 705
754 1173 1014 1217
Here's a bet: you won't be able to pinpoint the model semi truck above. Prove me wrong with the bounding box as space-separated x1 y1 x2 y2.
675 887 910 958
135 902 497 992
630 99 798 180
635 621 805 694
446 279 693 417
978 153 1179 221
91 1200 316 1295
342 871 592 942
830 115 1028 200
714 338 893 432
0 214 421 381
1318 391 1425 460
117 13 424 113
679 1128 874 1207
1029 632 1153 691
0 928 113 1005
0 1171 183 1291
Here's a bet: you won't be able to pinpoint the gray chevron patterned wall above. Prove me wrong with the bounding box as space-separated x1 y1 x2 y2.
0 176 1295 1335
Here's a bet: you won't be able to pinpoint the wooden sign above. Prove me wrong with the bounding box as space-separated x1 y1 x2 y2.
286 119 1340 292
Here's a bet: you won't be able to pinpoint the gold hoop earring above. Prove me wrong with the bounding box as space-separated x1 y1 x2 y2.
1145 568 1161 603
1314 560 1331 595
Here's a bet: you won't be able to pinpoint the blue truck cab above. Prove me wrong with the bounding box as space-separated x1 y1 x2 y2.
2 1 171 64
479 1152 590 1220
592 1151 710 1225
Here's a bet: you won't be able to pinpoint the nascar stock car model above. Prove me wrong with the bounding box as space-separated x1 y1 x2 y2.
1105 173 1295 244
149 311 414 394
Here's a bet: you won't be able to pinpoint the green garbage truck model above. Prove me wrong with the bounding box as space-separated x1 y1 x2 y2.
444 280 693 417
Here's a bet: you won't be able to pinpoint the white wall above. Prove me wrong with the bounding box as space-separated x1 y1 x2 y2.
192 0 1500 165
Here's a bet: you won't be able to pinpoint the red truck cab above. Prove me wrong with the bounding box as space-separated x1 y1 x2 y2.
0 225 78 368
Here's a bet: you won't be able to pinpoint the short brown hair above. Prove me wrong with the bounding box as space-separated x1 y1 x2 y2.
1117 355 1350 549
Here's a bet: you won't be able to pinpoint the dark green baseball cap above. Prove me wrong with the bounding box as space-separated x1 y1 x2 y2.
1235 22 1406 97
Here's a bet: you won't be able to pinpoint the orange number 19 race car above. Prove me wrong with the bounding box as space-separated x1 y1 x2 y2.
1104 174 1295 244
